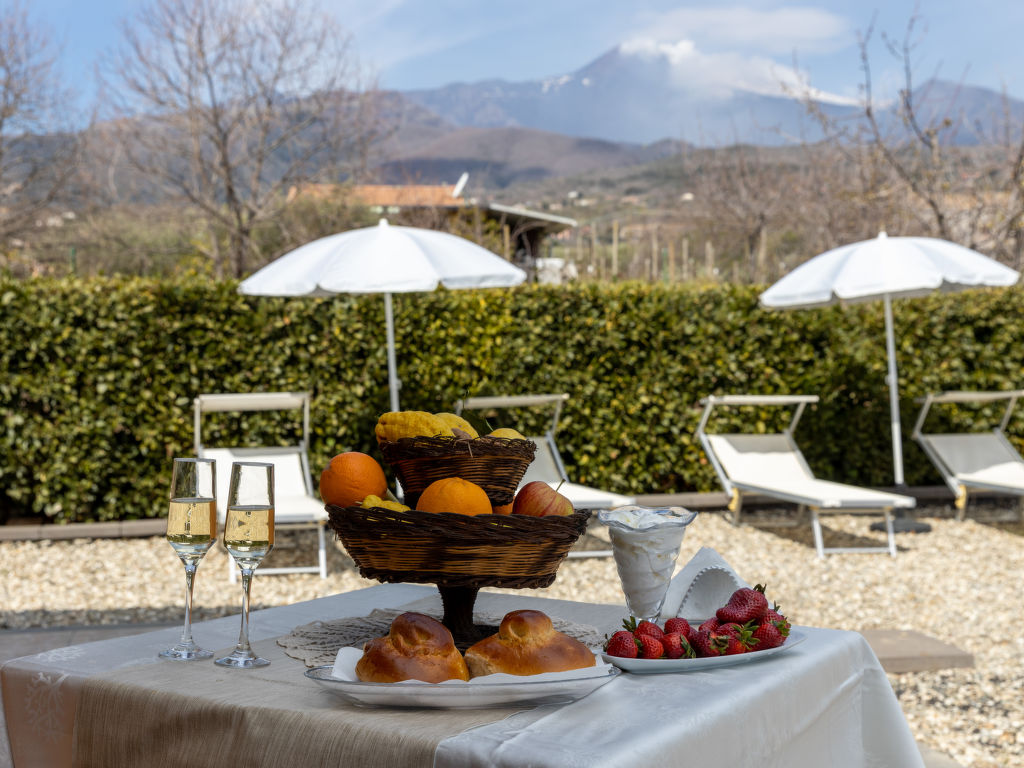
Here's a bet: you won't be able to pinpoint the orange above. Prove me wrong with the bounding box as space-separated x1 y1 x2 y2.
319 452 388 507
416 477 492 516
491 502 513 515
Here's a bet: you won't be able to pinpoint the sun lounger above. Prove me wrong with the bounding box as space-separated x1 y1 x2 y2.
696 394 916 558
454 393 635 511
194 392 329 580
912 390 1024 520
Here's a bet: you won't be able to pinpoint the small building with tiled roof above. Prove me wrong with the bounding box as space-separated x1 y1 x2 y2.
286 177 576 265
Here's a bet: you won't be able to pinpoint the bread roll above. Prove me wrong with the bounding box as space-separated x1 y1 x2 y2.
464 609 596 678
355 612 470 683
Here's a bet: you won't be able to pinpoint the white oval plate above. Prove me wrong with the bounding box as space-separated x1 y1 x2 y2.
601 629 806 674
304 664 620 708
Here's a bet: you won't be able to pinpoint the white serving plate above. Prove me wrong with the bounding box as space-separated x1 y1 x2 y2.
305 664 620 708
602 629 806 674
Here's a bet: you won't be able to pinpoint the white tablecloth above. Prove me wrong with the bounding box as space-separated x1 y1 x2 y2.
0 584 431 768
0 585 924 768
437 606 920 766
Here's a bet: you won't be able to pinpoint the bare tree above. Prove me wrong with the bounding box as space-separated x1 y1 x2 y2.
0 2 77 248
800 11 1024 267
687 143 789 280
99 0 380 277
860 15 964 241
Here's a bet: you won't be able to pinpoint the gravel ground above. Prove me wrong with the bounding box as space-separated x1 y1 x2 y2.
1 503 1022 768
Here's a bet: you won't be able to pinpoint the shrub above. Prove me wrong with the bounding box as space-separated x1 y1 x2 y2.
2 276 1023 523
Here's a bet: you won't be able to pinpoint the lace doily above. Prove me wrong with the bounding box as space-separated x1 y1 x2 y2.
278 608 605 667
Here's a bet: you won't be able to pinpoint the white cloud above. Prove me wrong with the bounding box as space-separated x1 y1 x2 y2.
620 37 858 105
334 0 479 77
629 4 851 55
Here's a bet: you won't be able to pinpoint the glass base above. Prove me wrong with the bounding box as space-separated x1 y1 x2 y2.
626 611 664 626
159 643 214 661
624 592 670 627
215 651 270 668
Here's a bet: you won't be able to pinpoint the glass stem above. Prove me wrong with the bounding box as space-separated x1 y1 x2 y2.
235 567 255 654
180 560 198 646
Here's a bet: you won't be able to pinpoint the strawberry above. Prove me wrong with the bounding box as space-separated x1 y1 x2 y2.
698 617 720 633
637 635 664 659
622 616 666 647
604 630 639 658
709 622 755 655
663 617 691 640
764 606 791 636
750 621 785 650
716 584 769 625
634 620 665 644
662 632 695 659
691 629 716 657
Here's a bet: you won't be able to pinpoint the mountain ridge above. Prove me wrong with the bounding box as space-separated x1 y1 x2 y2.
399 43 858 146
380 38 1024 188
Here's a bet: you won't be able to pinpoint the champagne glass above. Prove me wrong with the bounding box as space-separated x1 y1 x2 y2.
160 457 217 660
216 461 275 668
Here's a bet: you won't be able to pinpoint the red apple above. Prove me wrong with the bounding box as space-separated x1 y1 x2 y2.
512 481 574 517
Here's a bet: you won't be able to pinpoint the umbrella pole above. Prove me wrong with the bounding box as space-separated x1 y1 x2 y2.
883 294 904 486
384 292 400 412
872 294 931 535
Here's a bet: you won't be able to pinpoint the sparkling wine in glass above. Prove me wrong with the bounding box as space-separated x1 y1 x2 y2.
216 461 275 668
160 457 217 661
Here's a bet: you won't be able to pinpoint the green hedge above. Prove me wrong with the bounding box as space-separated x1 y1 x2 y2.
3 277 1024 523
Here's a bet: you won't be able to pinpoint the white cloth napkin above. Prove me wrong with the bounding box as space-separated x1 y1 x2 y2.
661 546 750 621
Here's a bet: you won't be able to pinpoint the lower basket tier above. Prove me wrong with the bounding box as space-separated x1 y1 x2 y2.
327 505 590 589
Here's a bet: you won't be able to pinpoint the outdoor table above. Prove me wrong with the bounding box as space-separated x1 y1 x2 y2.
0 583 925 768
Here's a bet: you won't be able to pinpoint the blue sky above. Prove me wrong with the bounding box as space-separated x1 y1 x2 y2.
33 0 1024 105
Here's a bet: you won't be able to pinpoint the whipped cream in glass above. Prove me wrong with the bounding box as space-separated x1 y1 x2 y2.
598 506 698 624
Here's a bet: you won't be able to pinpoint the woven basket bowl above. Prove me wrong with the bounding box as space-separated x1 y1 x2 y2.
379 436 537 508
327 504 590 589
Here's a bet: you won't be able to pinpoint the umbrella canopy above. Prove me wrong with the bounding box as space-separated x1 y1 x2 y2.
240 219 526 410
760 232 1019 309
760 232 1019 486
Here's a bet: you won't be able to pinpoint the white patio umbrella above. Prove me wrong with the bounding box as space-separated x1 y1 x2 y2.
760 232 1019 488
239 219 526 411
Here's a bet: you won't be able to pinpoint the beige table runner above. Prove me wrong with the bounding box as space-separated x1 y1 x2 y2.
71 641 520 768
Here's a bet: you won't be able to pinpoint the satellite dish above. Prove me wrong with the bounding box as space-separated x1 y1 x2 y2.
452 172 469 199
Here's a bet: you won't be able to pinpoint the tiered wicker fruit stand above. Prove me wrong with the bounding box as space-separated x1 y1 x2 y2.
328 435 590 647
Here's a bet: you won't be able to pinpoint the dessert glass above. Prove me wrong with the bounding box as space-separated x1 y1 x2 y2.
598 506 698 624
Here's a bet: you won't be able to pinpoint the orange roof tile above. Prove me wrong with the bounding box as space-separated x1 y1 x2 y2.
353 184 462 207
286 183 462 207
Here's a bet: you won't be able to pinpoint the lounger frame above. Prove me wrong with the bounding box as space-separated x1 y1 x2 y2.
194 392 329 579
697 395 915 558
912 390 1024 521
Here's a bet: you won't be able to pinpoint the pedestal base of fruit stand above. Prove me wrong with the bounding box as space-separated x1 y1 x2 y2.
437 585 497 649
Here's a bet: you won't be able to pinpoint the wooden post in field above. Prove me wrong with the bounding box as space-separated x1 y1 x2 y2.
651 230 658 282
682 237 690 281
667 239 676 282
732 261 741 283
576 229 583 280
612 220 619 281
756 228 767 284
502 224 511 260
704 240 715 280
